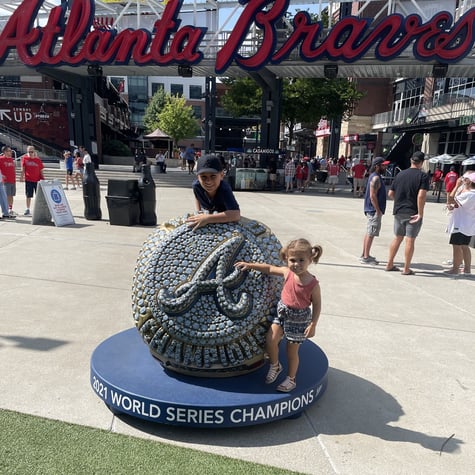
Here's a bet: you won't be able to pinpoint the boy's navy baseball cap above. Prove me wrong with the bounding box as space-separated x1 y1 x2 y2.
196 154 223 174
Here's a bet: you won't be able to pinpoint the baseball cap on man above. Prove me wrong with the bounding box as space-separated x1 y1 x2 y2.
411 151 426 162
196 154 223 174
372 157 390 167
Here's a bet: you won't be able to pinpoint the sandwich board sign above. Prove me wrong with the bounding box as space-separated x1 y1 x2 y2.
32 180 75 226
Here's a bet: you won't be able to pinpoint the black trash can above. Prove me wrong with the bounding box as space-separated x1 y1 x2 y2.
106 179 140 226
106 196 140 226
107 179 139 197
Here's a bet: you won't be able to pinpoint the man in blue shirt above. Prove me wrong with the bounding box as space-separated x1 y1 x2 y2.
186 154 240 231
185 144 196 174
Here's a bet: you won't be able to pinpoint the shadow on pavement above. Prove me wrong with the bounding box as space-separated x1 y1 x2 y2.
112 368 463 454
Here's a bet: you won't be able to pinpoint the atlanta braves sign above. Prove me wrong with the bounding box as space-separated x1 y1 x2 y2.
0 0 474 74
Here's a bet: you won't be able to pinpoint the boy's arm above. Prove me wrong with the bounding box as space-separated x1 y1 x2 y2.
194 197 202 212
187 209 240 230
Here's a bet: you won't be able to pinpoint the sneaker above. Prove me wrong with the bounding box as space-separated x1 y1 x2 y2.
24 209 31 216
360 256 379 265
65 187 69 190
3 213 16 220
71 187 76 190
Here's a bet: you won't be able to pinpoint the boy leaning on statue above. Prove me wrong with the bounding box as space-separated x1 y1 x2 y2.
186 154 240 231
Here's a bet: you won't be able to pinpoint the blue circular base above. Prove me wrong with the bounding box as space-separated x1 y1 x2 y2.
90 328 328 428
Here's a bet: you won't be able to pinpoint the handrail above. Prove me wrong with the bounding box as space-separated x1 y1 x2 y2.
0 123 62 159
373 93 475 128
0 87 67 102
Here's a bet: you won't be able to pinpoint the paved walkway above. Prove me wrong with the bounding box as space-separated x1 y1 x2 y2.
0 168 473 474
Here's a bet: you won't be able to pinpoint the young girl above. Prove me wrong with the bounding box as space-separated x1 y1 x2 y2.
235 239 322 392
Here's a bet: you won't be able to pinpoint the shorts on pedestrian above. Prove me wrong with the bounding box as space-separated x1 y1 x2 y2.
285 175 293 185
328 175 338 185
365 212 382 237
271 301 311 344
25 181 38 198
66 169 73 176
4 182 15 197
449 232 471 246
393 213 423 238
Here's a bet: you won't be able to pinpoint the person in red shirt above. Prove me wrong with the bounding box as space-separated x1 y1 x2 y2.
444 166 459 203
0 146 17 214
352 159 367 197
295 161 305 191
431 165 443 195
326 158 341 194
20 146 44 216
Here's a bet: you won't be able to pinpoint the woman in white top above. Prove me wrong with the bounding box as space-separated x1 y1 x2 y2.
445 172 475 275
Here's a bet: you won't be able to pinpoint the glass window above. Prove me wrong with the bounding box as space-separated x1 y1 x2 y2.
152 83 164 95
392 78 423 113
170 84 183 96
441 131 467 155
191 105 203 118
189 85 202 99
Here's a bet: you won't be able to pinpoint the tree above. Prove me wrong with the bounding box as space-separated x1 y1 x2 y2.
220 77 364 146
143 87 167 133
220 77 262 117
282 78 364 145
158 95 198 149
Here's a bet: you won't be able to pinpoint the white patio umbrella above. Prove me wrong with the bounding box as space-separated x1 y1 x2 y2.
438 153 456 164
430 153 452 164
462 157 475 166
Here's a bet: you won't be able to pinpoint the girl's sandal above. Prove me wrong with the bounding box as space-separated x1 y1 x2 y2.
277 376 296 392
265 362 282 384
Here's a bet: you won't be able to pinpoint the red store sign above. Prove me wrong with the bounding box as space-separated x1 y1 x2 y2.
344 134 359 143
315 119 331 138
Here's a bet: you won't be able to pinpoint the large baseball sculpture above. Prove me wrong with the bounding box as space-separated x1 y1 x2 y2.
131 216 282 376
90 216 328 427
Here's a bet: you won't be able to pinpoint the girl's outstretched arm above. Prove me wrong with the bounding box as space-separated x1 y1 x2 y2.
234 261 287 277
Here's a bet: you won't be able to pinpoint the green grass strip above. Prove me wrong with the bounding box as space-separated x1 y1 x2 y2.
0 409 301 475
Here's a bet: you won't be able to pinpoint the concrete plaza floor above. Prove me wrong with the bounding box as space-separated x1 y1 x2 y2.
0 167 474 474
